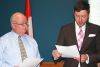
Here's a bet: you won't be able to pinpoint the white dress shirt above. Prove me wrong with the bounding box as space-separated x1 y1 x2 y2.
75 22 89 67
75 22 86 50
0 31 40 67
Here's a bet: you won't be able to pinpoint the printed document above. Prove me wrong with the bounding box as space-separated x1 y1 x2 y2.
56 45 80 58
21 58 43 67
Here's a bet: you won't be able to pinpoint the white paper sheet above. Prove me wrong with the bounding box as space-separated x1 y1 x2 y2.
21 58 43 67
56 45 80 58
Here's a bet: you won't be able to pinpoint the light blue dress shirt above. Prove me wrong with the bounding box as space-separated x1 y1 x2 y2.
0 31 41 67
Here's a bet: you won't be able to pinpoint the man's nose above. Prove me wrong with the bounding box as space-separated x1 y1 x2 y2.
79 17 82 22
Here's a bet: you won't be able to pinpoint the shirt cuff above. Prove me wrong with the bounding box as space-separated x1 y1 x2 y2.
86 54 89 64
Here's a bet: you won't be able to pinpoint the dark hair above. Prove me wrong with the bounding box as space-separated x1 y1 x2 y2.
74 0 90 13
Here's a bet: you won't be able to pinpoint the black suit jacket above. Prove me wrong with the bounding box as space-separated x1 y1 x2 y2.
57 22 100 67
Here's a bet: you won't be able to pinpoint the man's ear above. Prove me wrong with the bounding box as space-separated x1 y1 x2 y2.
11 24 15 29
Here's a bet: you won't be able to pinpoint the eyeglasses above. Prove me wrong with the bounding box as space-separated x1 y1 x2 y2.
12 22 28 26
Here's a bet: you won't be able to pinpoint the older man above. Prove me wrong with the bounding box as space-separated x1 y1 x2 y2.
0 12 41 67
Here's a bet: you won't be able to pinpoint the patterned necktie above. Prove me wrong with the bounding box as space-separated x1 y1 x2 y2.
18 36 27 62
77 28 84 50
77 28 84 67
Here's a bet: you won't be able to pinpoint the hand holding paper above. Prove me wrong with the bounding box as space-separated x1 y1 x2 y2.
52 50 61 60
56 45 80 58
21 58 43 67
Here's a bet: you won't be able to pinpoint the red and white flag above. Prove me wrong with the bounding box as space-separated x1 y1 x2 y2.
24 0 33 37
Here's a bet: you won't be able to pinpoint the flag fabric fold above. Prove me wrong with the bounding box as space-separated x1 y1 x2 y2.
24 0 33 37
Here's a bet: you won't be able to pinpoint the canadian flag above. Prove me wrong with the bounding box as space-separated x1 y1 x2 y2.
24 0 33 37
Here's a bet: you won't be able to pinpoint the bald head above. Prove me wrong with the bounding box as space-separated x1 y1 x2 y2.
10 12 27 24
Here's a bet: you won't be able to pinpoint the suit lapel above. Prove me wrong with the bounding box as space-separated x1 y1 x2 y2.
80 23 90 53
72 23 77 44
71 23 78 49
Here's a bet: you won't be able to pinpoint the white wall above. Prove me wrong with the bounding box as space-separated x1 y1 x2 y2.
89 0 100 26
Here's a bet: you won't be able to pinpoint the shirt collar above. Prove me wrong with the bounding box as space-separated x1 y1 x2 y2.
75 21 86 32
11 30 26 38
11 30 19 38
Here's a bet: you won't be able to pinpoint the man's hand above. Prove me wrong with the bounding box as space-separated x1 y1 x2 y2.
52 50 61 60
81 54 88 63
74 54 88 63
74 57 80 62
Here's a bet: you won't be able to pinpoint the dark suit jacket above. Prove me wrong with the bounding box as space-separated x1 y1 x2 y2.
57 22 100 67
